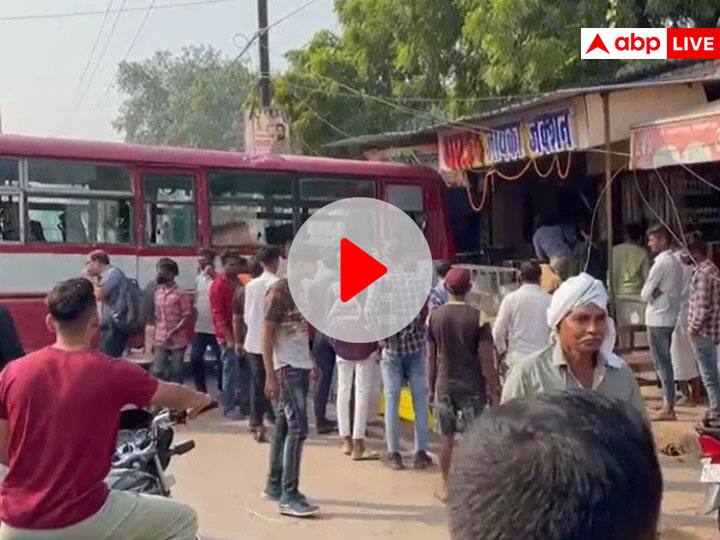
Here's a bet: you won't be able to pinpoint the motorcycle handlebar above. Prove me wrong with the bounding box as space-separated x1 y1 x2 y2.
171 400 219 424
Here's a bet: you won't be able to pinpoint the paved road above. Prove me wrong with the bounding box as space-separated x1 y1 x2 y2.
168 410 715 540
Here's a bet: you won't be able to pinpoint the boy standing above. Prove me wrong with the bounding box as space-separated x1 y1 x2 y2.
262 278 320 518
427 268 500 503
152 259 192 384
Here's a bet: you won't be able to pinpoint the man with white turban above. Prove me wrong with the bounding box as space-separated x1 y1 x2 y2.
501 273 646 416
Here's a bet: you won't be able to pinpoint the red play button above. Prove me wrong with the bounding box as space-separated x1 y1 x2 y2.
339 238 388 302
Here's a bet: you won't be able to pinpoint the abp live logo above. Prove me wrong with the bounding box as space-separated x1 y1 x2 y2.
581 28 666 59
582 28 720 60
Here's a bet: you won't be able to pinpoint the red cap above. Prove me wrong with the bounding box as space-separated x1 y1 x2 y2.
444 267 471 296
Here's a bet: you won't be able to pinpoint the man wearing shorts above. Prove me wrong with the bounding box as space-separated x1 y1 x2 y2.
427 267 500 503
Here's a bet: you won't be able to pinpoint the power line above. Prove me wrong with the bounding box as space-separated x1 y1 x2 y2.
284 80 543 104
95 0 158 108
303 104 352 138
77 0 131 104
232 0 322 64
119 0 158 64
0 0 236 22
74 0 115 102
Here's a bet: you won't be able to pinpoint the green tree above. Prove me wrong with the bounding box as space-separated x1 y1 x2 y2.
462 0 720 94
275 1 483 152
274 30 408 155
113 46 256 150
278 0 720 154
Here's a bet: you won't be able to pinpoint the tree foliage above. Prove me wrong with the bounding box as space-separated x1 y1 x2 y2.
113 46 256 150
277 0 720 152
113 2 720 154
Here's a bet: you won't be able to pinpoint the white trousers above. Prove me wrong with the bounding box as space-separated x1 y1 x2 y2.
336 356 375 440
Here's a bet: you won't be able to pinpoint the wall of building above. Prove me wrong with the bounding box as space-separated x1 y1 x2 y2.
584 83 707 147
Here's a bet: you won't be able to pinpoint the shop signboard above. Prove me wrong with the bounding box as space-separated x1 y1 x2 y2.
485 123 524 164
439 108 575 171
438 131 485 171
527 109 574 157
631 112 720 170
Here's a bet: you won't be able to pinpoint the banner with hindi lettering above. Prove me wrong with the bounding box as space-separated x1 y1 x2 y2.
439 108 576 171
527 109 574 157
485 123 524 164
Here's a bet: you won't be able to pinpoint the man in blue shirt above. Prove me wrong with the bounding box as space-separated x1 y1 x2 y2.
532 216 572 280
85 250 129 358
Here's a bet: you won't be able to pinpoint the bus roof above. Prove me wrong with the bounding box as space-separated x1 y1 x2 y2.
0 134 439 181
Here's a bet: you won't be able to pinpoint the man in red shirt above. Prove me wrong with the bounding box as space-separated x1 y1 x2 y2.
0 278 211 539
210 249 250 417
153 258 192 384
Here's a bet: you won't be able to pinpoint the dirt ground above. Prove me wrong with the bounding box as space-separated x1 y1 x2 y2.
169 400 718 540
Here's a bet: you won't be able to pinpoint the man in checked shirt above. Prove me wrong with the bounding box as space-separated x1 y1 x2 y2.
687 240 720 415
365 244 433 472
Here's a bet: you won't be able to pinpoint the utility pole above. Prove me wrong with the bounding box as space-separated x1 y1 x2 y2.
257 0 271 107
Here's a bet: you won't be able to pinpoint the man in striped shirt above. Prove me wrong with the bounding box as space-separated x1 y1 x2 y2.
687 240 720 414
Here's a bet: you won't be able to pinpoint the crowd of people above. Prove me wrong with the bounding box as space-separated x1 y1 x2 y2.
0 219 713 538
532 218 720 422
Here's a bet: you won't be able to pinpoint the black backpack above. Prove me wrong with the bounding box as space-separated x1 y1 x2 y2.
110 276 147 335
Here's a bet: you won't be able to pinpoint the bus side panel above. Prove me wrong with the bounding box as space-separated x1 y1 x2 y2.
3 298 52 352
0 253 139 293
0 252 139 352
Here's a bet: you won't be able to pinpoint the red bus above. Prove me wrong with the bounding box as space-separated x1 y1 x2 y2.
0 134 454 351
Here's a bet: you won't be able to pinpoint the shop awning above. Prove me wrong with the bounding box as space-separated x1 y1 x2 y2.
630 101 720 170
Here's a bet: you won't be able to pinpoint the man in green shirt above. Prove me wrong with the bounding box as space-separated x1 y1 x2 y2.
501 273 646 417
612 223 649 296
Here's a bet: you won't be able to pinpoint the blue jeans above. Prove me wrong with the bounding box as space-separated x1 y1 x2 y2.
190 333 221 393
266 367 310 502
221 346 251 415
690 334 720 412
381 349 429 454
247 353 275 428
152 347 185 384
647 326 675 407
100 325 129 358
312 334 336 422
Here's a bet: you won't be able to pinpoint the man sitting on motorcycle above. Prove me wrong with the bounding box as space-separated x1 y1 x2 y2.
0 277 211 540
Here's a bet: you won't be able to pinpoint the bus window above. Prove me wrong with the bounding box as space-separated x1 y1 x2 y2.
0 158 20 242
298 177 375 230
27 197 132 244
0 158 19 188
28 159 131 192
209 171 293 201
143 172 196 247
386 183 426 231
208 171 294 247
299 178 374 201
26 159 133 244
0 195 20 241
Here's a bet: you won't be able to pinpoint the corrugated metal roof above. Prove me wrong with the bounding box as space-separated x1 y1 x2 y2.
324 128 437 149
328 60 720 150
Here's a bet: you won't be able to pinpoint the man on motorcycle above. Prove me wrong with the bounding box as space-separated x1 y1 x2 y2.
0 278 211 540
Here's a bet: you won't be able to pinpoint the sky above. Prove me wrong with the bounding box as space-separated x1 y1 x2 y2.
0 0 338 141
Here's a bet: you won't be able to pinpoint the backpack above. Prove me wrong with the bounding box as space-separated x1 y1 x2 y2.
110 277 147 335
327 296 364 340
326 297 376 357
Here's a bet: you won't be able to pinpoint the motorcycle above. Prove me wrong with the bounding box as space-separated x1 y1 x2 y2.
106 401 217 496
696 417 720 530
